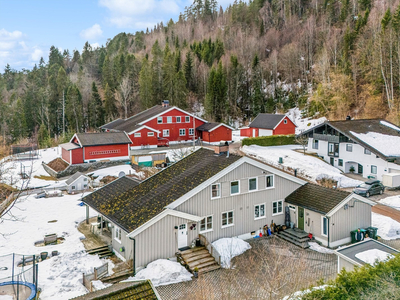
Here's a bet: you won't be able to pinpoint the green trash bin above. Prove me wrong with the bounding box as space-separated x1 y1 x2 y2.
350 230 357 243
366 227 378 240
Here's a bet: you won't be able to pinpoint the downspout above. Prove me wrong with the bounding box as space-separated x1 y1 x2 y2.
129 237 136 276
327 216 330 248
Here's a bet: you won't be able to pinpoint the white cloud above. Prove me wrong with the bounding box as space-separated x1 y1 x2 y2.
80 24 103 40
31 48 43 61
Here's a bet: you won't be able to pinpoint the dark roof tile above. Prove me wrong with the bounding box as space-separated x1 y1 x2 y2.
249 114 286 129
76 132 131 147
196 122 221 132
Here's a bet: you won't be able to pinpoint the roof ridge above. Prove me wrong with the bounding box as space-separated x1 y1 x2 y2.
125 105 162 121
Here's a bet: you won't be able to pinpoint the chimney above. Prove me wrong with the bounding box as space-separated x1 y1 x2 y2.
346 115 351 121
215 141 229 156
162 100 170 108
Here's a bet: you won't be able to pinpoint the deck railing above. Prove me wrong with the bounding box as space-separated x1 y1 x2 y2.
199 234 221 266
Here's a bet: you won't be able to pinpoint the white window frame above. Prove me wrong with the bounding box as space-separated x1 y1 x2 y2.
147 132 154 137
199 215 213 233
254 203 266 220
248 177 258 192
134 133 141 137
364 148 371 155
272 200 283 216
185 116 190 123
371 165 377 174
179 129 186 136
115 226 122 243
266 174 274 189
167 116 172 124
321 216 328 237
230 180 240 195
157 117 163 124
211 183 221 199
346 144 353 152
312 140 319 150
284 119 287 124
163 129 170 137
176 116 181 123
189 128 194 135
221 210 234 228
288 205 296 211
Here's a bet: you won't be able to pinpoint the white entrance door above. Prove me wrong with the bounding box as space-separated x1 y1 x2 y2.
77 183 82 190
252 129 256 137
178 223 187 249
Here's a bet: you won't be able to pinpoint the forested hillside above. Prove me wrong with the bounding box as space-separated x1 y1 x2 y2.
1 0 400 146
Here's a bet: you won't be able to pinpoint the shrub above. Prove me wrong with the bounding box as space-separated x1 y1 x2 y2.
242 134 295 147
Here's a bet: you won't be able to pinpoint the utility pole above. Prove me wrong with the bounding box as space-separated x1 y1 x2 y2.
62 90 65 137
192 115 195 148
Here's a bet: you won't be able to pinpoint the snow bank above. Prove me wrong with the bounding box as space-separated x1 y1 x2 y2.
372 212 400 240
350 131 400 157
380 120 400 132
242 145 362 188
308 242 335 254
286 108 327 135
379 195 400 210
91 280 112 291
0 296 13 300
91 165 142 181
126 259 192 286
282 285 330 300
355 249 394 265
212 237 251 268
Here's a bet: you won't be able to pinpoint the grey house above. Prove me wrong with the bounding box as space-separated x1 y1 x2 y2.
82 147 307 271
285 184 375 248
66 172 90 194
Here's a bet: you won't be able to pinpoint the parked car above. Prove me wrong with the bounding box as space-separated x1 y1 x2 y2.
353 180 384 197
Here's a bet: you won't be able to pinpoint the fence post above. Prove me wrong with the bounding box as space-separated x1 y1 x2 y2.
94 267 98 280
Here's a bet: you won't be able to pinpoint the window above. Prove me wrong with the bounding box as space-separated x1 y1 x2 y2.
176 116 181 123
346 144 353 152
163 129 170 137
83 184 87 189
134 133 141 137
148 132 154 137
371 165 377 174
222 211 234 227
185 116 190 123
83 178 87 181
189 128 194 135
289 205 296 211
338 159 343 167
312 140 319 150
322 217 328 237
211 183 220 199
266 175 274 188
284 119 287 124
72 186 76 190
89 149 121 155
230 181 240 195
272 200 283 215
254 204 265 219
167 116 172 123
364 148 371 155
328 142 339 157
200 215 213 232
249 177 258 191
115 227 122 242
157 117 163 124
179 129 186 136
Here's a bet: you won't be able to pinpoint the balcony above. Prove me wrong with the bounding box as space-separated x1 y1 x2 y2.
313 133 348 143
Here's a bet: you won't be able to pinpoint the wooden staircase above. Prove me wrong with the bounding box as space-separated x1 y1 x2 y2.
86 245 113 259
180 247 220 274
277 228 311 249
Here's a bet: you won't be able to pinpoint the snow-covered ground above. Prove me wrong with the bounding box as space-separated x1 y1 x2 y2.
379 195 400 210
372 212 400 240
212 237 251 268
308 242 335 254
125 259 192 286
350 131 400 157
286 108 327 135
355 249 394 265
282 285 330 300
0 147 60 189
242 145 363 188
90 165 142 181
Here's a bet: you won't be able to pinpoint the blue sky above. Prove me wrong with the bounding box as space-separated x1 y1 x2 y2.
0 0 234 71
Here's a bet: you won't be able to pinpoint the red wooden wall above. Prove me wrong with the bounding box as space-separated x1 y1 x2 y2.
83 144 129 161
273 116 296 135
202 126 233 143
71 148 84 164
61 147 70 164
128 128 159 147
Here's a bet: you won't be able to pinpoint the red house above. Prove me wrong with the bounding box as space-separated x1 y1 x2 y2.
102 101 232 149
197 123 234 143
60 132 131 165
239 113 296 137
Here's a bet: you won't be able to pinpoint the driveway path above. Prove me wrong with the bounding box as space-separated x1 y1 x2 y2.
372 204 400 223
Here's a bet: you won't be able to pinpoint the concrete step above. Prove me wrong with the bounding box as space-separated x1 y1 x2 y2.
184 252 211 263
86 245 109 255
188 256 215 268
277 233 309 249
192 260 218 271
198 264 220 274
180 247 205 255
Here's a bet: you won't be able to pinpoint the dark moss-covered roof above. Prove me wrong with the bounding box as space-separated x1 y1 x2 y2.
70 280 159 300
285 183 350 215
82 148 241 233
196 122 221 132
76 132 131 147
249 113 286 129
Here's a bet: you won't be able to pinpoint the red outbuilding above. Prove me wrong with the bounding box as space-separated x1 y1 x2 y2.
239 113 296 137
197 123 234 143
60 132 131 165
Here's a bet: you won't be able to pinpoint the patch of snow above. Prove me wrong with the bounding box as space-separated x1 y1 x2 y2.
379 195 400 210
91 280 112 291
372 212 400 240
355 249 394 265
125 259 192 286
91 164 142 181
286 108 327 135
212 237 251 268
242 145 363 188
308 242 335 254
282 285 330 300
380 120 400 132
350 131 400 157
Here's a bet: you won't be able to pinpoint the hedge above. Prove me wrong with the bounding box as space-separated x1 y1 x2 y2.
241 134 296 147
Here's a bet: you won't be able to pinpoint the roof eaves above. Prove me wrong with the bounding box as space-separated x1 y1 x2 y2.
326 193 375 217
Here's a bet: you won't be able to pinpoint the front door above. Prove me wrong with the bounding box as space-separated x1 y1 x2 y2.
330 157 334 166
298 207 304 230
77 183 82 190
177 223 187 249
358 164 363 174
252 129 256 137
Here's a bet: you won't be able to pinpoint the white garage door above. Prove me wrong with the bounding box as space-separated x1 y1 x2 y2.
259 129 273 136
389 168 400 174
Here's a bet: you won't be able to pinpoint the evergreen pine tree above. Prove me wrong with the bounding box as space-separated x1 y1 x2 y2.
88 82 105 129
104 83 118 122
184 52 195 92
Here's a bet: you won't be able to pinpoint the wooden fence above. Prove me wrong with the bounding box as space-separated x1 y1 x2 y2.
82 262 109 292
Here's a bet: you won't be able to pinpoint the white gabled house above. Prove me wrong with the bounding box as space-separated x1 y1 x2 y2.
302 119 400 181
66 172 90 194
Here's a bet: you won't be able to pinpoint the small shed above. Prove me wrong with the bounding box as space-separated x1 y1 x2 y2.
196 122 233 143
382 173 400 187
66 172 90 194
336 239 399 273
240 114 296 137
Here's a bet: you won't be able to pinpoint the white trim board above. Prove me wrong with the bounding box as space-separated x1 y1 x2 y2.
70 133 83 147
127 209 202 238
273 115 297 130
138 106 208 125
207 123 235 132
127 125 160 135
166 156 307 210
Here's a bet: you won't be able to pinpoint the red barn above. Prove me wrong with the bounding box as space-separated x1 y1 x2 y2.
102 101 230 149
197 123 233 143
60 132 131 165
239 114 296 137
